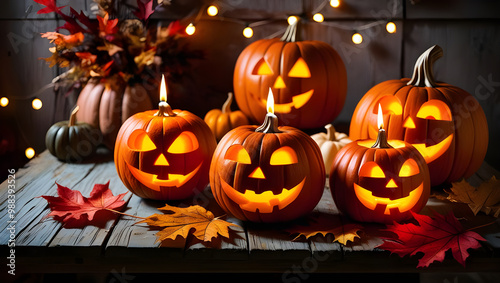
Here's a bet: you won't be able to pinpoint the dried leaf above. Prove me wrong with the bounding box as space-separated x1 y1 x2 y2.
134 0 155 21
40 181 128 228
446 177 500 217
378 211 486 268
34 0 66 14
286 214 363 245
137 204 239 243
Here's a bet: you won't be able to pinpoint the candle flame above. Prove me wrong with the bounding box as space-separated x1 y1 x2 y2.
377 103 384 129
267 88 274 114
160 74 167 102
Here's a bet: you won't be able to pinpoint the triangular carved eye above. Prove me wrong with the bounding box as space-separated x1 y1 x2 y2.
399 159 420 177
270 146 298 165
167 131 199 154
224 144 251 164
128 129 156 152
359 162 385 178
288 58 311 78
252 58 273 75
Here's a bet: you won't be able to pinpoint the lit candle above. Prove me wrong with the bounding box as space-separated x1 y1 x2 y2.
156 74 175 116
372 103 392 148
255 88 281 133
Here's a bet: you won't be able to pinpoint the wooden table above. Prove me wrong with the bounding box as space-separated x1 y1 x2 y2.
1 150 500 280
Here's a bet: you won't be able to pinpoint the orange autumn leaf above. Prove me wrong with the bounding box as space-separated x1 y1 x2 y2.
97 13 119 36
41 31 84 47
286 213 363 245
137 204 239 243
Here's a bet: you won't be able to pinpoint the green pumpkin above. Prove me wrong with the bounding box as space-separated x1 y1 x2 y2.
45 106 102 162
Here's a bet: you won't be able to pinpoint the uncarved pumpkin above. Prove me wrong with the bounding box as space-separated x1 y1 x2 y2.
76 78 156 149
114 103 217 200
233 21 347 129
204 92 249 142
210 114 325 223
310 124 352 176
330 134 430 224
349 45 488 186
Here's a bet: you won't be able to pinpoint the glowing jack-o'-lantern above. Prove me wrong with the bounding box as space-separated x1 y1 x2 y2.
331 106 430 223
350 45 488 186
115 76 217 200
233 21 347 129
210 90 325 223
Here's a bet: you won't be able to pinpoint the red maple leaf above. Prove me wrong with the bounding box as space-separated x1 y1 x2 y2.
40 181 128 228
133 0 155 21
34 0 66 14
378 211 486 268
97 13 119 36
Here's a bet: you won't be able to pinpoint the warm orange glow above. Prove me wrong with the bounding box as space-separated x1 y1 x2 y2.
25 147 35 159
207 5 218 16
412 134 454 163
352 32 363 44
267 88 275 114
185 23 195 35
378 96 402 115
287 16 298 25
416 100 452 121
160 74 167 102
377 103 384 129
219 175 306 213
288 58 311 78
313 13 324 23
32 98 42 110
263 89 314 114
167 131 199 153
127 162 202 190
273 75 286 89
270 146 298 165
386 22 396 33
128 130 156 151
253 59 273 75
0 97 8 107
330 0 340 8
359 162 385 178
385 179 398 188
249 167 266 179
224 144 251 164
243 27 253 38
154 153 169 166
399 159 419 177
403 117 416 128
354 182 424 215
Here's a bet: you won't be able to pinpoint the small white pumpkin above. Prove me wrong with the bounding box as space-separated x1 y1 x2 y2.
311 124 352 176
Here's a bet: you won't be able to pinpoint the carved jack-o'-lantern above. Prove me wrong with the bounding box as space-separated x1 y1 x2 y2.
115 77 216 200
210 91 325 222
331 110 430 224
350 45 488 186
233 21 347 129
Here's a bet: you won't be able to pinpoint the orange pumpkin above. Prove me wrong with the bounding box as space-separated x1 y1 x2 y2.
204 92 249 142
349 45 488 186
210 110 325 223
233 22 347 129
114 101 216 200
330 130 430 224
77 78 157 149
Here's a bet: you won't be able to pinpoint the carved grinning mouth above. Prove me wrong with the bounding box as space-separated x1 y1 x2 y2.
353 182 424 215
410 134 453 164
126 162 202 191
219 175 306 213
255 90 314 113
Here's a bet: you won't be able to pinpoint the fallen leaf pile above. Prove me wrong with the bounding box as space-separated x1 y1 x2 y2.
137 204 238 243
286 213 363 245
40 181 127 228
445 177 500 217
378 211 486 268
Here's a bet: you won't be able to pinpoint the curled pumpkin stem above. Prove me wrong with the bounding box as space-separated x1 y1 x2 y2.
408 45 443 88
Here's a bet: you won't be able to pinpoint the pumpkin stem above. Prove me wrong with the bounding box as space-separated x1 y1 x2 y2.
325 124 336 141
371 129 392 149
221 92 234 114
68 106 79 127
156 101 176 117
280 20 299 42
255 114 282 134
407 45 443 88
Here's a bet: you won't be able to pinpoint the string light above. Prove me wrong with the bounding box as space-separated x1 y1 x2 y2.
330 0 340 8
25 147 35 159
386 21 397 33
207 5 218 16
185 23 196 35
0 97 8 107
287 15 298 25
243 26 253 38
32 98 42 110
352 32 363 44
313 13 324 23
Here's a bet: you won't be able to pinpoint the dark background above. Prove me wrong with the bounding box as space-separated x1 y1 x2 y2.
1 0 499 179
